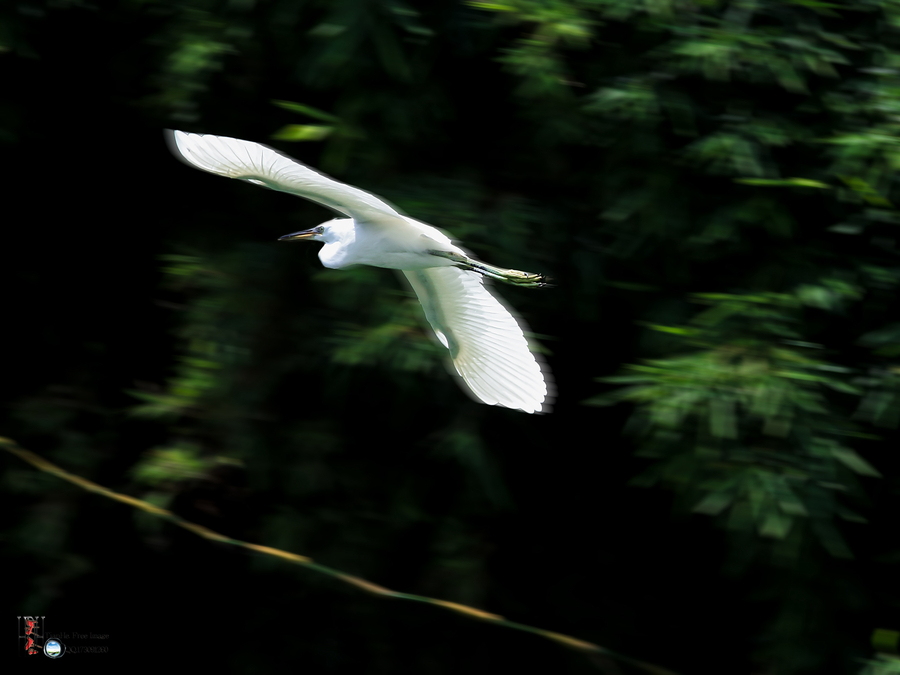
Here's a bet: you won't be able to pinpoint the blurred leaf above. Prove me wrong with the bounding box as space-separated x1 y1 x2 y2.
692 491 734 515
467 1 517 11
272 100 341 123
130 444 212 486
270 124 333 142
734 177 831 188
872 628 900 654
759 510 793 539
830 447 882 477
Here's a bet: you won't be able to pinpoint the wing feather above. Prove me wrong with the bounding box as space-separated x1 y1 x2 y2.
166 130 401 220
402 267 547 413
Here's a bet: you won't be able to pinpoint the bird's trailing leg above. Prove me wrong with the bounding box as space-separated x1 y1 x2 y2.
428 250 550 288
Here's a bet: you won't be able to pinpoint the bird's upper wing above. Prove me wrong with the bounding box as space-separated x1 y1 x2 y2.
402 267 548 413
167 130 402 220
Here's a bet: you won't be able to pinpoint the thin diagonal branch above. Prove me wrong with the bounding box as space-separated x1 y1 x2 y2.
2 436 677 675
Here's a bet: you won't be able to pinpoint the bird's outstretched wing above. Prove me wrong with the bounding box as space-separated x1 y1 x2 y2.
166 130 402 220
402 267 548 413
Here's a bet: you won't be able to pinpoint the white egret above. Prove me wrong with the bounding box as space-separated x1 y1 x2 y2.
166 130 552 413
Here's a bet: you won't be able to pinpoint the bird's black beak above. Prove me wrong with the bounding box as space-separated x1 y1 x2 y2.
278 228 319 242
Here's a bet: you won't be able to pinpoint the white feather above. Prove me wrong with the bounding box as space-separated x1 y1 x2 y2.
167 130 401 220
402 267 546 413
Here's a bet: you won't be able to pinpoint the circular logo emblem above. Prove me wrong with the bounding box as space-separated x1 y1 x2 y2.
44 639 64 658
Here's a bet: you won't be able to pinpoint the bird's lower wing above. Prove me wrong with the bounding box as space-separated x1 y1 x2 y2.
402 267 547 413
167 130 401 220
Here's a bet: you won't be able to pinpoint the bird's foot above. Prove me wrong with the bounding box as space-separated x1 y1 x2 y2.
429 250 551 288
495 268 552 288
468 263 550 288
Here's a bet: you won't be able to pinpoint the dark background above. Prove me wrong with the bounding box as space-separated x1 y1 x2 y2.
3 1 900 672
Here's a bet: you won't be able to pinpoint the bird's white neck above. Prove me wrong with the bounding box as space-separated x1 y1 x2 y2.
317 218 357 269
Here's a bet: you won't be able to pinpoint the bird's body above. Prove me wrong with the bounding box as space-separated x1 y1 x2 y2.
312 216 464 271
167 130 552 413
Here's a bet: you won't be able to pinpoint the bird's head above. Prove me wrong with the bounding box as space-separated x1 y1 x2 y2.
278 224 325 243
278 218 351 244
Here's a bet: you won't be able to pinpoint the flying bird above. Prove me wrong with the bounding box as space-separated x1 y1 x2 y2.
166 130 552 413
